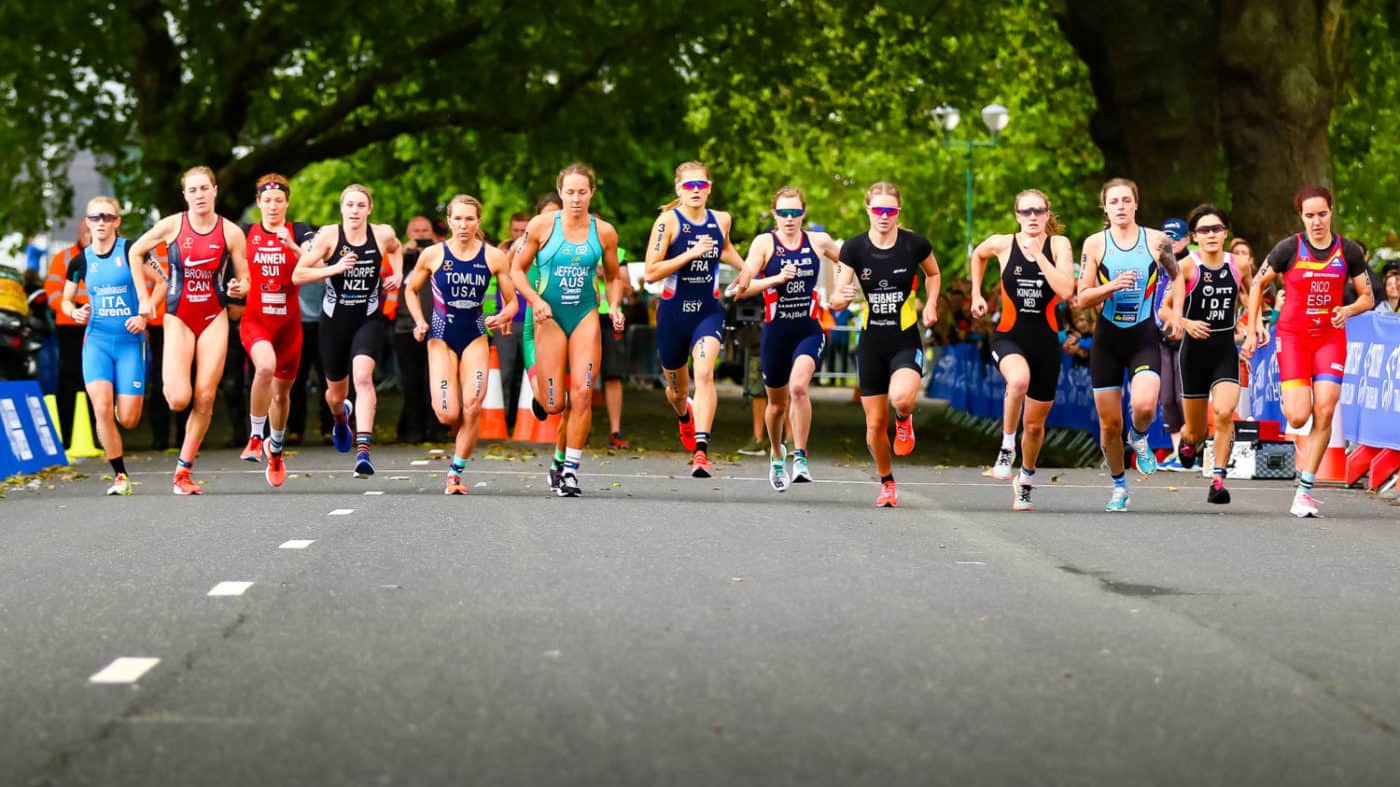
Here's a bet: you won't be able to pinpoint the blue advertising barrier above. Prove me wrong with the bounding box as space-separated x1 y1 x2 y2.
0 380 69 479
929 344 1099 434
1341 312 1400 451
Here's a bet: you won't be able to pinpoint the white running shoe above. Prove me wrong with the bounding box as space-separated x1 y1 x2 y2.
1012 474 1033 511
105 473 133 496
991 448 1015 480
791 454 812 483
1290 491 1321 518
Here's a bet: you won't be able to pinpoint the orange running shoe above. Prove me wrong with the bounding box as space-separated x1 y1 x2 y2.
875 480 898 508
172 470 203 496
678 397 697 452
893 415 915 457
240 435 264 462
690 450 713 478
444 473 469 495
265 452 287 488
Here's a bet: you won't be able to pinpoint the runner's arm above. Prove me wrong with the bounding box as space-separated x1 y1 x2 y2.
920 252 942 327
291 227 349 285
728 234 774 298
127 215 179 316
1045 235 1077 301
968 234 1006 317
643 213 702 282
484 245 518 330
598 221 625 329
402 244 439 333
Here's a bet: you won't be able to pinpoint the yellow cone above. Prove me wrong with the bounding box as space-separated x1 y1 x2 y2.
44 393 61 434
67 391 103 459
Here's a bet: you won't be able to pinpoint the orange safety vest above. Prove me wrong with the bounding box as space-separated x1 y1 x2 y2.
44 243 88 327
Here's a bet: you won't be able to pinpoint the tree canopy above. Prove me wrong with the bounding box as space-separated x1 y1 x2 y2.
3 0 1397 267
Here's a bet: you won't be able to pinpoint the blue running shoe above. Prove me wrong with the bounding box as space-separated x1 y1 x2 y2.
332 401 354 453
1105 487 1130 512
353 449 374 478
1127 431 1157 475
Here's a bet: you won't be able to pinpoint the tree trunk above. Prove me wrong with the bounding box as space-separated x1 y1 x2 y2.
1052 0 1222 225
1217 0 1347 251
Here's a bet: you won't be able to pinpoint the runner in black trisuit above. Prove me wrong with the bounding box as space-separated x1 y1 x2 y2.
969 189 1075 511
831 181 940 508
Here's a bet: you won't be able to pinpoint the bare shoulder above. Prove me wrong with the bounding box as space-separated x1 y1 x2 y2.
222 217 246 241
594 216 619 245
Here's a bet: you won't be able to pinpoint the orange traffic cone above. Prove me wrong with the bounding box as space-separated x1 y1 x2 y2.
479 346 508 440
512 369 543 441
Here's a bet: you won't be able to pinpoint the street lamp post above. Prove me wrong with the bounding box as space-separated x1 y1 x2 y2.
932 104 1011 260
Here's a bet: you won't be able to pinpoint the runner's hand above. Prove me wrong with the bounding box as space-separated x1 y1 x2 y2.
381 268 402 292
72 304 90 325
777 263 797 283
533 301 554 323
1330 305 1349 330
689 236 716 259
922 299 938 327
227 278 248 299
125 315 147 334
971 292 987 318
610 310 625 334
1162 312 1184 342
1111 269 1137 291
413 320 428 342
1183 319 1211 340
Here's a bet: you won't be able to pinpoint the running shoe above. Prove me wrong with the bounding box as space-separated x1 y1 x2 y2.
737 437 768 457
875 480 899 508
991 448 1015 480
105 473 132 496
1104 487 1129 512
332 401 354 453
531 396 549 421
172 471 202 496
1126 432 1157 475
791 454 812 483
444 473 468 495
1012 475 1034 512
1290 491 1321 518
557 471 582 497
690 450 713 478
1160 454 1187 472
265 452 287 488
1178 441 1203 471
548 464 562 490
893 415 915 457
769 445 788 492
678 398 697 452
240 436 264 463
608 432 631 450
353 449 375 478
1207 478 1231 505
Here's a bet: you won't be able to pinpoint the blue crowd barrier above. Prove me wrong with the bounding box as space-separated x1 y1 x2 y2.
0 380 68 479
1341 312 1400 451
929 343 1099 433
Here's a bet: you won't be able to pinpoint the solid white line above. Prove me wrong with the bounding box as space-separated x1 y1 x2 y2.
122 467 1299 493
955 561 988 566
363 491 384 496
328 508 355 516
208 581 254 597
279 540 314 550
410 460 431 466
89 657 160 684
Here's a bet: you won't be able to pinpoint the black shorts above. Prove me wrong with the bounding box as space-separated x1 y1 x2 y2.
1090 319 1160 390
1178 333 1239 399
990 330 1060 403
320 314 387 381
600 325 626 382
856 331 923 397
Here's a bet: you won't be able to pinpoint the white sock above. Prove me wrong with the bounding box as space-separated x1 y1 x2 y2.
250 414 268 438
564 447 582 474
269 427 286 453
1001 432 1015 451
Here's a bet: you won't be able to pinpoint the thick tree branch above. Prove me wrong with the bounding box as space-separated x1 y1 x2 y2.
271 13 497 155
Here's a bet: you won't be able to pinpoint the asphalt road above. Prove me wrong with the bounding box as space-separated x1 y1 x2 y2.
3 444 1400 786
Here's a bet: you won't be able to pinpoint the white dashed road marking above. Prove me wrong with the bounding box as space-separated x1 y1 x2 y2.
328 509 355 516
208 581 254 597
279 540 315 550
363 491 384 496
89 657 160 684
